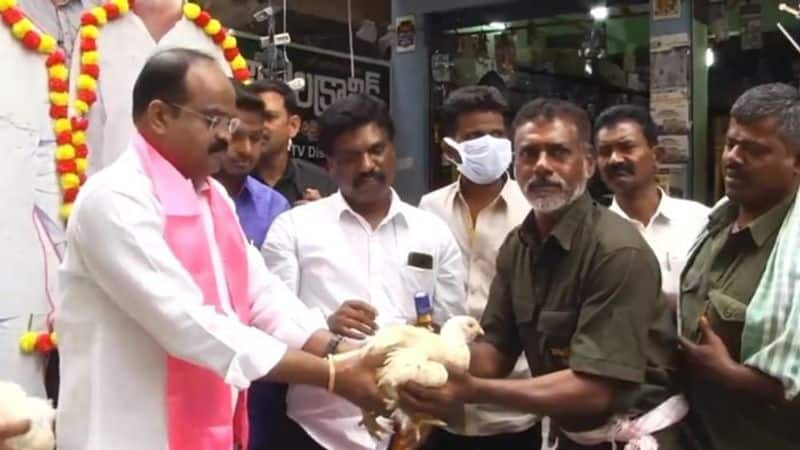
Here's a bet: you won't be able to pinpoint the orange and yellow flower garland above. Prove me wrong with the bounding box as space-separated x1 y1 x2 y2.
68 1 252 210
19 316 57 355
72 0 251 134
0 0 81 221
1 0 63 353
181 2 251 83
3 1 252 356
3 0 253 224
72 0 136 116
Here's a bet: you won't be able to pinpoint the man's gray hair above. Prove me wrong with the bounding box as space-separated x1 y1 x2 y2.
731 83 800 151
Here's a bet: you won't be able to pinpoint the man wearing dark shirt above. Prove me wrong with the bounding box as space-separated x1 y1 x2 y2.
213 81 289 248
399 98 692 449
246 79 337 206
679 83 800 450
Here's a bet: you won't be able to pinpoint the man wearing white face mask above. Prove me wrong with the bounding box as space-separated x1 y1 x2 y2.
418 86 539 450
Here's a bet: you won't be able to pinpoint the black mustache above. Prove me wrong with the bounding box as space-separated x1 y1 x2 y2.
353 171 386 188
208 140 228 154
604 164 634 176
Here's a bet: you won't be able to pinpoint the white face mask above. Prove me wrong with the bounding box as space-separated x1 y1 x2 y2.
443 135 512 185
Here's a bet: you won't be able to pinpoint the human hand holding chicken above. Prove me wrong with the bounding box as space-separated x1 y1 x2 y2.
329 315 485 441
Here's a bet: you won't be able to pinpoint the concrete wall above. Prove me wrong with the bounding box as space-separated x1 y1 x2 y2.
390 0 508 203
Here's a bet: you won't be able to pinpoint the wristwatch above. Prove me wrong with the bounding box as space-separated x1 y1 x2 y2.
323 334 343 356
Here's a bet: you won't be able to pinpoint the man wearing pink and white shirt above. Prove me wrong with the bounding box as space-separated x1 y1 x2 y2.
56 49 383 450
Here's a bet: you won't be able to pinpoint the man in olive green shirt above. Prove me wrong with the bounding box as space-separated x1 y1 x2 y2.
679 83 800 450
399 99 691 449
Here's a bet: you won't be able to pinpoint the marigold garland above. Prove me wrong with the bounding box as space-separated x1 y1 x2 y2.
181 2 251 83
2 0 250 355
74 1 250 127
1 0 78 221
19 330 57 354
68 1 251 203
1 2 63 350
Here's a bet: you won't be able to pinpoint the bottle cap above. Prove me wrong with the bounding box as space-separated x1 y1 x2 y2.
414 292 433 315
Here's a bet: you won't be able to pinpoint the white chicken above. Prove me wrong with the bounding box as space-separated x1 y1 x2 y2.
0 382 55 450
332 315 484 441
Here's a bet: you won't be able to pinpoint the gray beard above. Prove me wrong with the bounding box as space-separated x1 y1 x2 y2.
529 179 587 214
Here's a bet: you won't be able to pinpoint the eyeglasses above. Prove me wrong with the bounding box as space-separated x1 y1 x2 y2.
166 102 241 135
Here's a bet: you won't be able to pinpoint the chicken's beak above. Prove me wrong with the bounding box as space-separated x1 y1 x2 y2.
477 325 485 336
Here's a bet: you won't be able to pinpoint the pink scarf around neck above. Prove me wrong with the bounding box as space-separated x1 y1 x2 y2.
133 132 250 450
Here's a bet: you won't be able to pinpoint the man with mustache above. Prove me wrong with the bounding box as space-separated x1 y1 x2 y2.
398 98 692 449
213 81 289 248
55 49 386 450
678 83 800 450
594 105 708 310
261 93 466 450
418 86 539 449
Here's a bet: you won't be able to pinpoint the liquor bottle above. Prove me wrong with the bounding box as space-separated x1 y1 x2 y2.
388 291 437 450
413 292 435 332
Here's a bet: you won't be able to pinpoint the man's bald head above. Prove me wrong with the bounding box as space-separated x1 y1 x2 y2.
132 48 217 120
131 48 236 183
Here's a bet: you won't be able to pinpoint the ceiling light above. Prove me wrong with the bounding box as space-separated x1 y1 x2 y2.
487 22 507 31
590 5 609 21
705 48 715 67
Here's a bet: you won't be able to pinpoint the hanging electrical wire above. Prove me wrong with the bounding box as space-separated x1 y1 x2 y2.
347 0 355 78
283 0 287 33
778 3 800 54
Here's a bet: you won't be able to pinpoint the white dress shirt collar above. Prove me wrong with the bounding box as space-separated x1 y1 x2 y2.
608 186 710 302
610 187 676 228
447 174 517 211
332 189 409 231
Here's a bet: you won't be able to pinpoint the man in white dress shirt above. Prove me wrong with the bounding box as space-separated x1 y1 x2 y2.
262 93 467 450
56 49 384 450
595 104 709 308
418 86 539 449
69 0 234 174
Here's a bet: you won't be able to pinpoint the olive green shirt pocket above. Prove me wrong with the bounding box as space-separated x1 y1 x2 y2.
536 310 577 371
706 289 747 358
